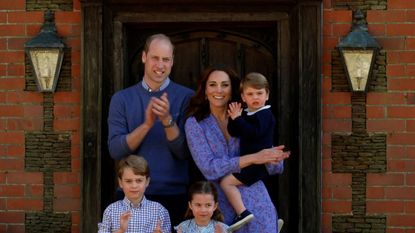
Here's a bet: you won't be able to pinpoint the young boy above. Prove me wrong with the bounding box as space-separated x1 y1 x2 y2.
98 155 171 233
221 72 287 231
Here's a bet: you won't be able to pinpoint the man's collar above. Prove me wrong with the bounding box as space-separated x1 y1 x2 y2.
141 77 170 92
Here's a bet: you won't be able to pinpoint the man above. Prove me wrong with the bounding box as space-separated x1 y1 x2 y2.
107 33 194 228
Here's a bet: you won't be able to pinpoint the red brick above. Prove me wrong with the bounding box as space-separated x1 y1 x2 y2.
72 158 81 171
7 172 43 184
0 77 25 90
387 51 401 64
408 10 415 22
54 185 80 198
399 51 415 63
367 10 407 23
0 0 25 10
368 93 406 105
333 23 351 36
7 12 43 24
367 173 404 186
367 106 385 118
0 159 23 170
55 12 81 24
367 201 404 214
408 147 415 159
0 212 24 223
407 201 415 213
368 24 385 36
6 92 43 103
389 78 415 91
408 93 415 105
0 106 23 118
7 225 25 233
0 132 24 145
388 160 406 172
388 214 415 227
26 25 42 37
387 145 407 159
0 38 6 51
408 38 415 50
54 198 80 212
332 187 351 199
388 106 415 118
0 51 24 63
54 105 81 118
0 185 24 197
25 184 43 197
323 173 351 186
23 105 43 117
54 118 80 131
408 120 415 132
323 119 351 132
7 118 43 131
0 13 6 23
7 38 27 51
54 92 81 103
0 25 25 37
406 173 415 186
7 64 25 76
323 37 339 49
376 37 405 50
387 24 415 36
0 64 6 76
368 119 405 132
367 187 385 199
7 198 43 211
323 105 351 118
323 92 351 104
387 64 406 76
322 200 351 213
389 0 415 9
388 133 415 146
407 65 415 76
54 172 80 184
385 187 415 199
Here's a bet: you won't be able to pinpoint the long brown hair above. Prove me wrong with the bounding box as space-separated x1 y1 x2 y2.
185 64 240 121
184 181 224 222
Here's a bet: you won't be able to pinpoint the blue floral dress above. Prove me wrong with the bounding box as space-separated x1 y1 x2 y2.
185 115 284 233
175 219 228 233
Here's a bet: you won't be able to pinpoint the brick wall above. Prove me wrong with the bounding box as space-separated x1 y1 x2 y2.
0 0 81 232
323 0 415 232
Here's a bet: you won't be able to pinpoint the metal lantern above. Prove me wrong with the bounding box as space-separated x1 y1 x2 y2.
337 9 381 92
25 10 65 92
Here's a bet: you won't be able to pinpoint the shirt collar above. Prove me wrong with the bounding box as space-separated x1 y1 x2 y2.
141 77 170 92
245 105 271 116
123 196 146 209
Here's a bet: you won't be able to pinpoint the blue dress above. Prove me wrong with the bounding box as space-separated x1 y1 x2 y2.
175 219 228 233
185 115 284 233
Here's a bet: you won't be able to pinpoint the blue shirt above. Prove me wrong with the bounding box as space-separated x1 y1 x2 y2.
98 196 171 233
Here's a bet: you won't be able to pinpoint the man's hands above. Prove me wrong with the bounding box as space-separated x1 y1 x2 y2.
145 92 173 127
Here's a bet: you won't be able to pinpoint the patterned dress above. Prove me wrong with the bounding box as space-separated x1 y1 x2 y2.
175 219 228 233
185 115 284 233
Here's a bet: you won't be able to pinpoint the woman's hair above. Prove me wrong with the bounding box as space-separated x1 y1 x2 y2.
184 181 224 222
241 72 270 93
185 64 240 121
117 155 149 179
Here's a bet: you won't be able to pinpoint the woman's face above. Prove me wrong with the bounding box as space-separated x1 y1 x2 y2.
205 70 232 110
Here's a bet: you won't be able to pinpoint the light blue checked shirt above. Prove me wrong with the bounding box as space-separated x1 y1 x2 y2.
175 219 229 233
98 196 171 233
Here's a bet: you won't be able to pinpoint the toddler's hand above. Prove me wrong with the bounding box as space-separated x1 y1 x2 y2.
227 102 242 120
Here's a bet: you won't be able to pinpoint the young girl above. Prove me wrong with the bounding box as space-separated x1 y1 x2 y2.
175 181 229 233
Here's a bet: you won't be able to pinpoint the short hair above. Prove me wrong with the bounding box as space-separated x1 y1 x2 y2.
240 72 270 93
117 155 149 179
143 33 174 54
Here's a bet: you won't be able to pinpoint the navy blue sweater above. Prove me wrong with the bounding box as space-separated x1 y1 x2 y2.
107 81 194 195
227 106 276 156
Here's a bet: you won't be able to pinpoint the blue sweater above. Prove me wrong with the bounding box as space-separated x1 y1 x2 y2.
107 81 194 195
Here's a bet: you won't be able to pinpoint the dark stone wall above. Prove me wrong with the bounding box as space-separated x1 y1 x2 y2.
26 0 73 11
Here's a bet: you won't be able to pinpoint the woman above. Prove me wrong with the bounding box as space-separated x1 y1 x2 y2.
184 65 289 232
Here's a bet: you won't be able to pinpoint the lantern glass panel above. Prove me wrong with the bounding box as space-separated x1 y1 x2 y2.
342 49 374 91
29 48 60 91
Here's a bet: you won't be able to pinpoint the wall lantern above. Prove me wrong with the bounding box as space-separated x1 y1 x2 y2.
25 10 65 92
337 9 380 92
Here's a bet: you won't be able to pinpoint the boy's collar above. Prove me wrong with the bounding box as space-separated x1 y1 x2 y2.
245 105 271 116
123 196 146 208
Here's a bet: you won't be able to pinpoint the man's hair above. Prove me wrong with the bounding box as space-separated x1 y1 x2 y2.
240 72 270 93
143 33 174 54
117 155 149 179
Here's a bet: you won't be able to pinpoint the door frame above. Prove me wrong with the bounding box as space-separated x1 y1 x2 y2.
81 1 321 232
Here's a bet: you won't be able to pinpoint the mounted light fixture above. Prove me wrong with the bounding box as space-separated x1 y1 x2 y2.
337 9 381 92
25 10 65 92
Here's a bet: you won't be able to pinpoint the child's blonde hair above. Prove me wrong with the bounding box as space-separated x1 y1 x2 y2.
117 155 149 179
184 181 224 221
240 72 270 93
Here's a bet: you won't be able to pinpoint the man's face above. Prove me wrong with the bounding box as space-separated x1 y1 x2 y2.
141 38 174 89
